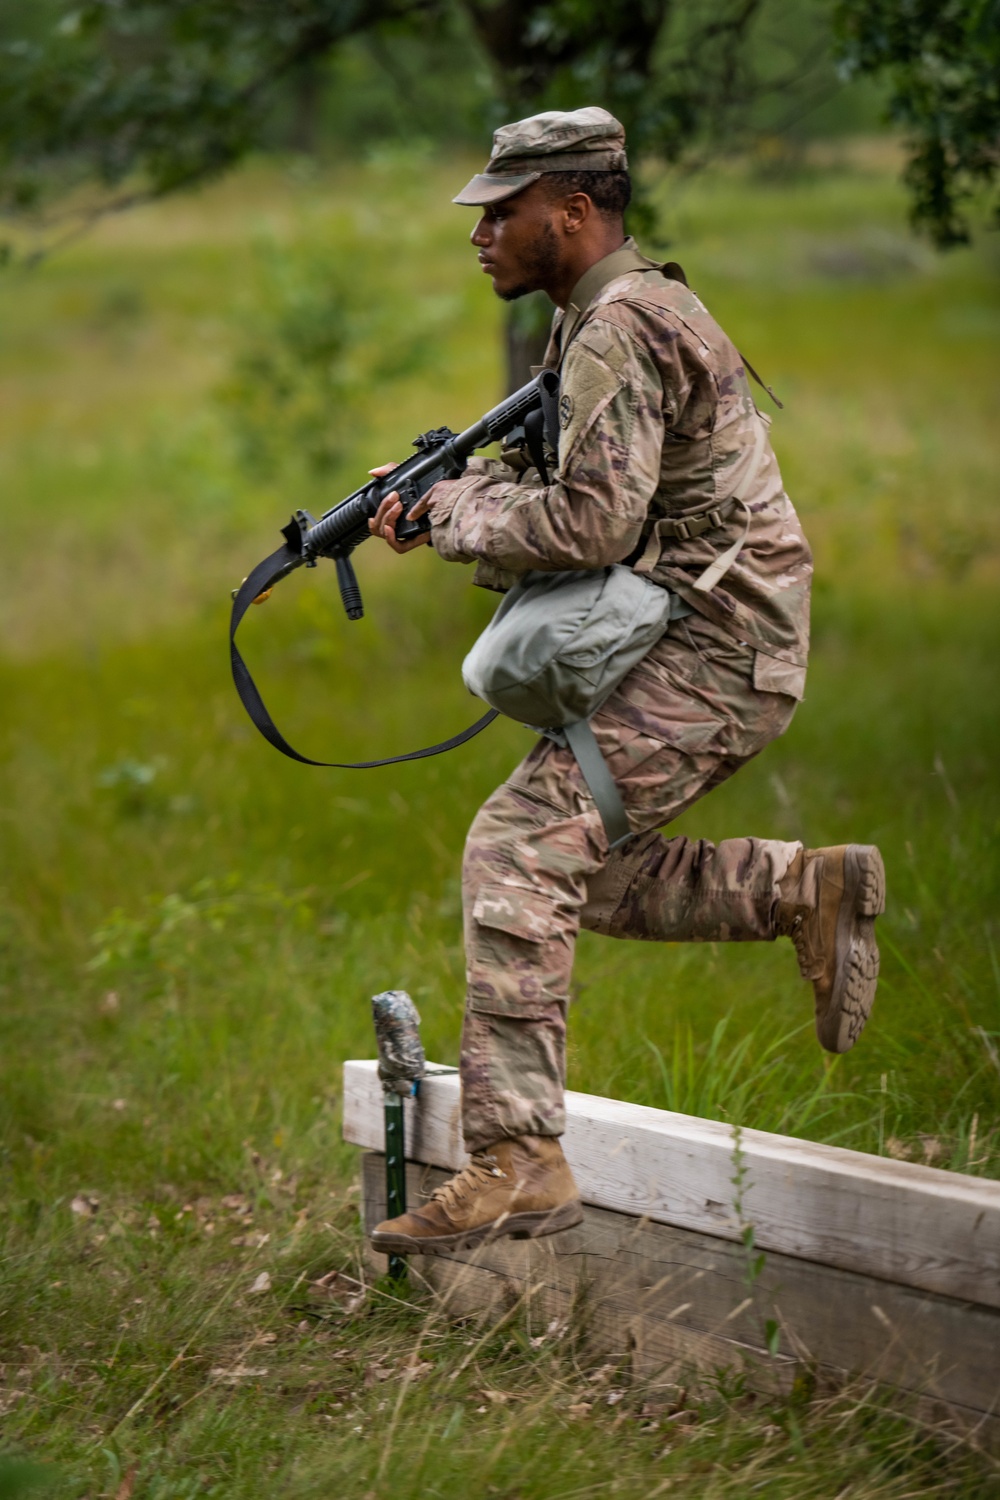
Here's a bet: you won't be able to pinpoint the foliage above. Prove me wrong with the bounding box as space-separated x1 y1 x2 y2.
2 1212 996 1497
86 877 318 978
0 0 905 259
835 0 1000 246
455 0 771 168
220 235 459 482
729 1126 782 1358
2 1 994 255
643 1016 867 1140
0 1458 57 1498
0 0 410 222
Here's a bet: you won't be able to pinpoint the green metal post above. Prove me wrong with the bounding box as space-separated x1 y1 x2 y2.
384 1090 408 1283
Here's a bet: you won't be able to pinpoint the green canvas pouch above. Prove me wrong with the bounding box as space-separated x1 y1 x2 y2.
462 565 690 847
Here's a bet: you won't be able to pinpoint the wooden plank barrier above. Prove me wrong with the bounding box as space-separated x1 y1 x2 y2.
343 1060 1000 1439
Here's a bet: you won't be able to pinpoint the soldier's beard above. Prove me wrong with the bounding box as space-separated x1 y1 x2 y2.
496 221 560 302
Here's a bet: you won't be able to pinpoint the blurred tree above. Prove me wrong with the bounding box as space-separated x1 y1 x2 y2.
0 0 824 385
834 0 1000 246
0 0 416 238
219 235 460 487
0 0 856 249
2 0 994 252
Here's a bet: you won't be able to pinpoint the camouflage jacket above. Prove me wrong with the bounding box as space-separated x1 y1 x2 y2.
426 239 812 685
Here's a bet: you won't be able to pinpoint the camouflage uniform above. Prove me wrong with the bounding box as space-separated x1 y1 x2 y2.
427 112 814 1152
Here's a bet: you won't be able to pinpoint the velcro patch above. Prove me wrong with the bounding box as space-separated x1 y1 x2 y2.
559 346 625 461
582 325 628 374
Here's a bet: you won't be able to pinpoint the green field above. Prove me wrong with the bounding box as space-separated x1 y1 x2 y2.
1 145 998 1495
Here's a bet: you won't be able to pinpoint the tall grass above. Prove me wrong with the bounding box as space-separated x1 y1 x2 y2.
1 144 998 1491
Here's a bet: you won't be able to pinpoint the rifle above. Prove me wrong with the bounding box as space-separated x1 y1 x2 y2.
230 369 560 768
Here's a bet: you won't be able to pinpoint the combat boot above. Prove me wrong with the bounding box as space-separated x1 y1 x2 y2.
776 844 885 1053
370 1135 583 1256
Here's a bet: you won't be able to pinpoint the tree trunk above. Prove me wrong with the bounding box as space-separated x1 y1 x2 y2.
504 291 555 392
289 56 324 155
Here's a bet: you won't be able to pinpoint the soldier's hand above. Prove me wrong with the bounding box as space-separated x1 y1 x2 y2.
368 464 431 554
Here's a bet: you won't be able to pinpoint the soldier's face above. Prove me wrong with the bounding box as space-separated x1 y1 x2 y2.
470 183 562 302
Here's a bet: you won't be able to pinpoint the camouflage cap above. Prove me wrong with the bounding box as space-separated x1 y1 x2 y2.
453 106 628 207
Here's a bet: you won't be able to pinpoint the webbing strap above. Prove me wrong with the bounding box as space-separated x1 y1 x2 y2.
557 241 663 367
691 412 767 593
230 545 499 768
635 411 768 591
692 499 751 595
562 720 633 850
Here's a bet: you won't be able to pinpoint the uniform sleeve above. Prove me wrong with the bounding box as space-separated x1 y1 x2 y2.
426 317 663 572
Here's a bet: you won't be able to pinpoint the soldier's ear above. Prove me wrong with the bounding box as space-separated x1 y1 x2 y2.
561 191 592 236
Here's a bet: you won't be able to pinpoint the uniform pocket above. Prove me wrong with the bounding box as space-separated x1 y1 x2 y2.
753 651 806 701
467 883 565 1019
472 884 554 941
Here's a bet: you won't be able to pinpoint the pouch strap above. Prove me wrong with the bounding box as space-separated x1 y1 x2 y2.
562 720 633 850
691 411 767 592
692 498 751 594
642 497 737 544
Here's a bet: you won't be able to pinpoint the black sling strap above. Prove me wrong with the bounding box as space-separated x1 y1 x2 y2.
230 544 498 769
522 406 550 484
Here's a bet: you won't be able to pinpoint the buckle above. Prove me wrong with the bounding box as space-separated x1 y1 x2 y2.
662 503 731 544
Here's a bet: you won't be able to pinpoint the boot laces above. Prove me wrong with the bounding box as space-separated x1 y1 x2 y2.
430 1153 506 1211
782 906 824 981
786 910 806 959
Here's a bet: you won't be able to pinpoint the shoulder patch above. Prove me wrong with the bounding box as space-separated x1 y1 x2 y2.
559 341 632 463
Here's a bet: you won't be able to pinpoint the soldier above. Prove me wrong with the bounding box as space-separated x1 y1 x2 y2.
367 107 885 1254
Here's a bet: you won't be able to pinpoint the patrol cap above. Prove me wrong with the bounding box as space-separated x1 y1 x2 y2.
453 106 628 207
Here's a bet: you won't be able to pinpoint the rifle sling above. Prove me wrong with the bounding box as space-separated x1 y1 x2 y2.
522 406 550 484
230 544 498 769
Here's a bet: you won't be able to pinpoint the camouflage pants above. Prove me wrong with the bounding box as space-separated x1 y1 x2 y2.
460 614 803 1152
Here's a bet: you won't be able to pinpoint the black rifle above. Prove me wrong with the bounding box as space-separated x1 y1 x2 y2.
230 369 559 768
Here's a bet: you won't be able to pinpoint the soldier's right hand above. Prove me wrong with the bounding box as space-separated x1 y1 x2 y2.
368 463 431 555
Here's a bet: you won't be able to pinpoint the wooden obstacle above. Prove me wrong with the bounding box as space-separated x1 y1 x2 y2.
343 1060 1000 1441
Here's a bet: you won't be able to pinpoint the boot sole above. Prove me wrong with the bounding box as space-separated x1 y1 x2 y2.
818 844 886 1054
370 1198 584 1257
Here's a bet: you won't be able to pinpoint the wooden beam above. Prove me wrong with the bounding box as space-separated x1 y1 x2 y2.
360 1153 1000 1445
343 1059 1000 1310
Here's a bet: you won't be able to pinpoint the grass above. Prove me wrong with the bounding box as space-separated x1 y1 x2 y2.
0 141 998 1493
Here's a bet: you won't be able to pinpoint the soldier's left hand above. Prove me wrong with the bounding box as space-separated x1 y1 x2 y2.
368 463 430 554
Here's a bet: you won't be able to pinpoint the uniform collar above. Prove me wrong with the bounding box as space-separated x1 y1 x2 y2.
557 236 660 364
